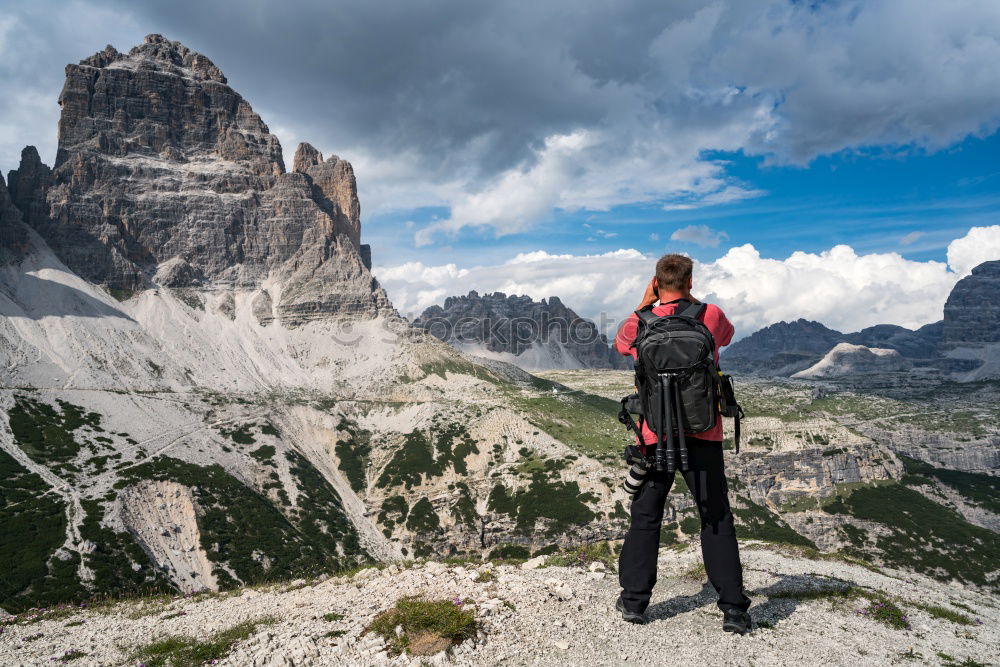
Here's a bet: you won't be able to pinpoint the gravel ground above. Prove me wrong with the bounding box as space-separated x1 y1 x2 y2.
2 543 997 666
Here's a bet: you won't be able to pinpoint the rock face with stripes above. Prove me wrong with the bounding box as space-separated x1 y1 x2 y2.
413 291 631 371
942 260 1000 348
4 34 392 325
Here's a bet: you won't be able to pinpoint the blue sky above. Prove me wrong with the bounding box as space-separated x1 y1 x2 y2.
366 131 1000 271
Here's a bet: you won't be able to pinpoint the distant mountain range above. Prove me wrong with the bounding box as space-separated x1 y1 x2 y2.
413 291 631 371
722 260 1000 381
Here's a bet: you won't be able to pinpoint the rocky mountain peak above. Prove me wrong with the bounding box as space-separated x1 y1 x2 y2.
722 319 846 374
5 35 391 324
293 142 324 173
413 291 630 370
56 35 282 178
942 260 1000 347
0 173 28 263
292 142 361 249
79 35 227 83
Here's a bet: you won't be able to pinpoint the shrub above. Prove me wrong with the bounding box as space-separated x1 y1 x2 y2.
858 596 910 631
367 597 477 656
130 616 277 666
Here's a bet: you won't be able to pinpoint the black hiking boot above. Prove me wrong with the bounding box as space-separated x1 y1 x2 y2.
616 596 646 624
722 609 752 635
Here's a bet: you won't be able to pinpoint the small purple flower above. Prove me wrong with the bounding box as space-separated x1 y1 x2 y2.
452 596 463 606
975 618 984 625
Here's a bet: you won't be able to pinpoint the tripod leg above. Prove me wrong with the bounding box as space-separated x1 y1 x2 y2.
664 376 676 475
674 378 688 470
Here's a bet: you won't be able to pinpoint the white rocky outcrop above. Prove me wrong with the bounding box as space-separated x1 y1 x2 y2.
118 480 218 593
793 343 910 378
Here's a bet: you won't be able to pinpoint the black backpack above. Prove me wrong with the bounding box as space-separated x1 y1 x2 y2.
617 299 744 474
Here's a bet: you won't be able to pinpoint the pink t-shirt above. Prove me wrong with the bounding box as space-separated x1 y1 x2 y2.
614 300 734 444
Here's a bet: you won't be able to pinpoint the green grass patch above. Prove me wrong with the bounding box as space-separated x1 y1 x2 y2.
366 597 477 656
859 595 910 630
323 612 345 622
543 541 616 570
506 384 629 461
130 615 277 666
909 602 975 626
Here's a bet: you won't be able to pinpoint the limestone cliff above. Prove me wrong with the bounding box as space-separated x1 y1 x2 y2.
413 291 631 371
5 34 392 325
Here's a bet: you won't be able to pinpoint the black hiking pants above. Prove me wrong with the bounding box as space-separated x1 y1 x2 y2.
618 438 751 614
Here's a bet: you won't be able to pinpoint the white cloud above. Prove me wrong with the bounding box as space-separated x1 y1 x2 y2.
383 0 1000 242
375 226 1000 339
900 231 925 246
946 224 1000 276
649 233 660 241
670 224 730 248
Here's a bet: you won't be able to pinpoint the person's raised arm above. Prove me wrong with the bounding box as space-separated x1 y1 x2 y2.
636 276 659 311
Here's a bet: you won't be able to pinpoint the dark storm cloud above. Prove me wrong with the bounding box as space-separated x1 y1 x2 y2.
88 0 707 178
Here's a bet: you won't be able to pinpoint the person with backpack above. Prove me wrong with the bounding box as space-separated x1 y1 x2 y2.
612 253 752 633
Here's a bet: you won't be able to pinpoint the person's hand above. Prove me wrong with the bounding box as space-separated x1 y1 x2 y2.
637 276 659 310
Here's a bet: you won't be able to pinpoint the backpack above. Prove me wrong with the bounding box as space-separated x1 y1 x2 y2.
617 299 744 475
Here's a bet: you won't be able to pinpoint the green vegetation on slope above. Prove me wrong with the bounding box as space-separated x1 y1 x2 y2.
733 497 816 548
79 499 171 600
0 448 82 613
823 483 1000 589
334 418 373 493
285 450 364 563
376 420 479 489
506 381 629 462
450 482 478 529
116 456 366 588
8 396 105 476
900 455 999 514
377 495 409 534
487 473 596 536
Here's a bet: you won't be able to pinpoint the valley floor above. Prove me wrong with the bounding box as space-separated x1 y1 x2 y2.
2 543 997 666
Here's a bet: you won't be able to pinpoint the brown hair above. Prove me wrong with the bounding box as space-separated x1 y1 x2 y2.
655 253 693 291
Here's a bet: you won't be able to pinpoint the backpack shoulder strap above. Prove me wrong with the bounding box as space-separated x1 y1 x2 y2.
677 300 706 320
634 307 660 326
